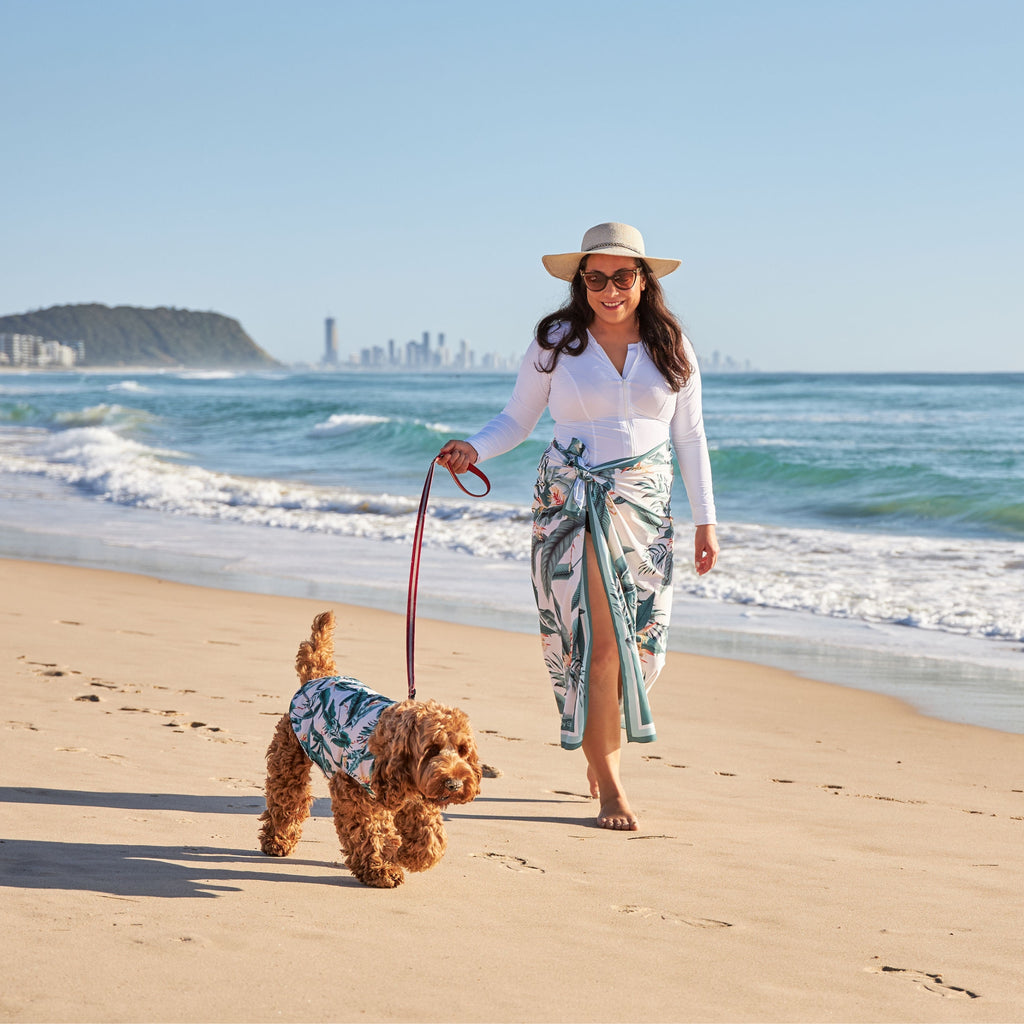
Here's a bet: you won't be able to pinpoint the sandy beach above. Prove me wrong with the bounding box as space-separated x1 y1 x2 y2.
2 556 1022 1023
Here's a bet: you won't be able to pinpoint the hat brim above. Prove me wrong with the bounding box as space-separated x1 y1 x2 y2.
542 248 681 282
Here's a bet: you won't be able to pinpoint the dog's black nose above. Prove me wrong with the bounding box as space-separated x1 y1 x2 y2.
444 778 463 792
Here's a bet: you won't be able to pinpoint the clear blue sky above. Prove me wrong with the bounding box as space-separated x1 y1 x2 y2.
2 0 1021 371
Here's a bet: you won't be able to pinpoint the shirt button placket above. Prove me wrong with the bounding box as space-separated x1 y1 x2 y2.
621 379 635 451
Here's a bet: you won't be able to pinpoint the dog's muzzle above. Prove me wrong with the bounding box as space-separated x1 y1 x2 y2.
444 778 463 793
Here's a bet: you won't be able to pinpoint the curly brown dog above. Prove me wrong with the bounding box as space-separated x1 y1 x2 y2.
258 610 482 888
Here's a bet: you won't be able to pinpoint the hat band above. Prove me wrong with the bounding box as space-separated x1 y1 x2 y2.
584 240 644 256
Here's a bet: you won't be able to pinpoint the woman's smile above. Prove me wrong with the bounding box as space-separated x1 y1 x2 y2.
584 253 645 330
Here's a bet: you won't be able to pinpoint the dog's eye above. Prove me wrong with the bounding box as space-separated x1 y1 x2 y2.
425 744 442 761
458 744 470 758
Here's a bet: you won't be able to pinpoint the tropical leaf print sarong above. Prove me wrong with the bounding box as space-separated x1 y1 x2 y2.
531 438 674 749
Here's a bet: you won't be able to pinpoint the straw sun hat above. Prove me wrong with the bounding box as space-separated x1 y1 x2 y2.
541 222 681 281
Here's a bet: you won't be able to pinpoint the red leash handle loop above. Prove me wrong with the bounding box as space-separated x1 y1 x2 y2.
406 460 490 700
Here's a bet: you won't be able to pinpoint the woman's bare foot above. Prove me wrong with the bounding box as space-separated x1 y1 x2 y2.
597 794 638 831
586 764 638 829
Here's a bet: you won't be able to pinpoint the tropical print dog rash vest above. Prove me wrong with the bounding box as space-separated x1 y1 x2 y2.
289 675 397 792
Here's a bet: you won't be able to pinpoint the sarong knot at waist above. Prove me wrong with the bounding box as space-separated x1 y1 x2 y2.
552 439 614 519
550 437 671 521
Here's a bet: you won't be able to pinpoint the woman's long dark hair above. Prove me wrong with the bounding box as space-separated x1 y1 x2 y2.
534 257 693 390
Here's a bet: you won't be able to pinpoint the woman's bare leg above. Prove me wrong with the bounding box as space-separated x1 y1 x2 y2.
581 537 638 831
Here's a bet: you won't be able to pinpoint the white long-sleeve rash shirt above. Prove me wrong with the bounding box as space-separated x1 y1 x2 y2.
466 332 717 526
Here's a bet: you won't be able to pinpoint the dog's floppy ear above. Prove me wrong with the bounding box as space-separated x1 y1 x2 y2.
448 706 484 785
368 703 418 805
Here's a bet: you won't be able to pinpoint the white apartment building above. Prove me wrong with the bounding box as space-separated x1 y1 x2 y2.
0 333 81 367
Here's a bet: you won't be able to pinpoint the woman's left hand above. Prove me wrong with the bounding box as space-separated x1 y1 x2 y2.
694 523 719 576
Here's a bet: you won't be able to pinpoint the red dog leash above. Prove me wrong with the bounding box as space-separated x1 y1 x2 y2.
407 459 490 700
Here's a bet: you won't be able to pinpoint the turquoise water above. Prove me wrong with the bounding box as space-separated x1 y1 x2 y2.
1 367 1022 731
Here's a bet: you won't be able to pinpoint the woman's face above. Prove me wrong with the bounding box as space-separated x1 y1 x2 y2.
582 253 645 331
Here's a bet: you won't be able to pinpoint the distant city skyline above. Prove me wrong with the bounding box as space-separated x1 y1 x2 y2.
314 320 751 374
318 322 514 372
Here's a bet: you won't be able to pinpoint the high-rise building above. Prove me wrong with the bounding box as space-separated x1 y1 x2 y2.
324 318 338 364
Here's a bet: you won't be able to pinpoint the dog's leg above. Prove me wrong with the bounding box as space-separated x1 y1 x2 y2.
394 799 448 872
258 714 314 857
329 774 405 888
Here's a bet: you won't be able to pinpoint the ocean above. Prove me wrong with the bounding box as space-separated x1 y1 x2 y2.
1 367 1022 733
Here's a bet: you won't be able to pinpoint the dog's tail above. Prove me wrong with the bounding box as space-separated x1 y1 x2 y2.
295 610 337 683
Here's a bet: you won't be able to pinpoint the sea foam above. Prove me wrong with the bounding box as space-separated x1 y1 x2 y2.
3 420 1021 645
309 413 390 436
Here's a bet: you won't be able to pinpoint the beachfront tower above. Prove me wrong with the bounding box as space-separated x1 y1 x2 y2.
324 318 338 365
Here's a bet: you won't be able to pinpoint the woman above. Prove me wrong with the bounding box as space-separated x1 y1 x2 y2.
439 222 718 831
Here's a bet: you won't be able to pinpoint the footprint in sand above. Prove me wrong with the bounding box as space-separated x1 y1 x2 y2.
867 965 978 999
613 905 732 928
471 852 545 873
854 793 926 805
19 658 74 676
111 706 242 744
177 720 240 743
479 729 524 742
217 777 263 791
641 756 690 769
118 706 180 717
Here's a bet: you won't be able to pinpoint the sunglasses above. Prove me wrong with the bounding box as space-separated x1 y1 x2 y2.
579 267 642 292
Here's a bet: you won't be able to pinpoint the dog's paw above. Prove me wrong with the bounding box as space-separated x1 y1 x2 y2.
258 823 300 857
357 865 405 888
260 839 292 856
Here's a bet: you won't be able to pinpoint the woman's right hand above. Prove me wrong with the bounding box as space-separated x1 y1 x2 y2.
436 440 479 475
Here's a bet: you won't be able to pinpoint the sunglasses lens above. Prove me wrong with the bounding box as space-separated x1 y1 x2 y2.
581 269 637 290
